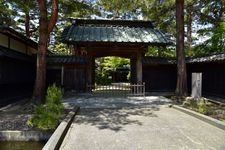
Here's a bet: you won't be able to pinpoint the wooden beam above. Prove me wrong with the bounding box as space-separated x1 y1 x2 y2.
87 57 93 85
136 52 142 84
61 65 64 86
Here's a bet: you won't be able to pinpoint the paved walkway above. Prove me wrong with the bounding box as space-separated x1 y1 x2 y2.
63 96 172 109
60 96 225 150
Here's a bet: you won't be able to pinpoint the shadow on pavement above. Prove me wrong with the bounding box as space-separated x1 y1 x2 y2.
64 96 172 132
74 106 159 132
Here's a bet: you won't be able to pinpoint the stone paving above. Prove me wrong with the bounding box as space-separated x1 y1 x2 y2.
63 96 172 109
60 96 225 150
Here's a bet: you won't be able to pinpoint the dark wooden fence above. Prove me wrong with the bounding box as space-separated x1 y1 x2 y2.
143 65 177 93
143 62 225 101
0 57 35 107
187 63 225 100
47 66 86 92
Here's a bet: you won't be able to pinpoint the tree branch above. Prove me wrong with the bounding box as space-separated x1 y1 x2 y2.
48 0 58 34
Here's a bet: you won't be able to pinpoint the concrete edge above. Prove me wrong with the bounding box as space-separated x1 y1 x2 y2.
172 105 225 131
0 130 52 141
42 106 80 150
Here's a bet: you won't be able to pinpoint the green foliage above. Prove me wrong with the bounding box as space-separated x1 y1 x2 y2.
145 46 175 57
95 73 112 85
186 98 208 114
98 0 139 18
141 0 176 34
95 57 130 85
49 43 71 55
27 84 64 130
59 0 97 18
188 99 198 109
193 22 225 56
197 100 208 114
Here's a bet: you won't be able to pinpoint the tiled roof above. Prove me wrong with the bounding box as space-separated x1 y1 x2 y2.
187 52 225 63
142 57 176 65
61 19 172 45
47 55 89 64
47 52 225 65
143 52 225 65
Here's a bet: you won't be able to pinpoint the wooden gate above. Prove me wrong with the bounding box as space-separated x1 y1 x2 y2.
87 83 145 97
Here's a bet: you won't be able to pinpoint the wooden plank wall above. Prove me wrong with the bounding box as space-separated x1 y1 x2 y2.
143 64 177 92
0 58 35 107
187 63 225 100
47 66 86 92
143 62 225 101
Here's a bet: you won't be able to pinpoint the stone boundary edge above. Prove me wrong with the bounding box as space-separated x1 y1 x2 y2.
0 130 52 141
42 106 80 150
172 105 225 131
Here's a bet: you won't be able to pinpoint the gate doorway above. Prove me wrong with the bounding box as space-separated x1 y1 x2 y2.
95 56 130 85
90 54 144 96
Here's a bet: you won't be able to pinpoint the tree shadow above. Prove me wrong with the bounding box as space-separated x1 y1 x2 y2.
73 106 160 132
64 96 172 132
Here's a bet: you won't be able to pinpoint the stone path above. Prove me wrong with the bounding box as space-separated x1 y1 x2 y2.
63 96 172 109
60 96 225 150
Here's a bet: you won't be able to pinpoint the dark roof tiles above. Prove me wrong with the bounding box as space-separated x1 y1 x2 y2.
187 53 225 63
47 55 89 64
61 19 172 44
143 52 225 65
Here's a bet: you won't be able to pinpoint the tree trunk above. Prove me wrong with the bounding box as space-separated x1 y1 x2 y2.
33 0 48 103
33 0 58 103
175 0 188 97
186 4 193 56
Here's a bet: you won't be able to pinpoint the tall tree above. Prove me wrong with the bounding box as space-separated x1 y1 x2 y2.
10 0 38 37
185 0 194 55
175 0 188 96
193 0 225 55
0 0 17 26
33 0 58 103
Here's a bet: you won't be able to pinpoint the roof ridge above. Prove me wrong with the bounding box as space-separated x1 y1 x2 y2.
70 18 154 28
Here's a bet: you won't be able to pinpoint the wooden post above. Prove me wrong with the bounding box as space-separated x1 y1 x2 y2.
61 65 64 87
92 58 95 85
61 65 64 92
130 58 136 84
136 52 142 84
87 57 92 85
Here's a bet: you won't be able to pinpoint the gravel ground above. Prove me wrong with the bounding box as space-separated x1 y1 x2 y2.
0 99 35 131
0 114 32 131
0 98 69 131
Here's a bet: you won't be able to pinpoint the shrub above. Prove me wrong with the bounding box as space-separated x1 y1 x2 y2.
27 84 64 130
189 99 198 109
197 100 208 114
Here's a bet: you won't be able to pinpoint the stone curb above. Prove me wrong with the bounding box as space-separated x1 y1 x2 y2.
0 130 52 141
172 105 225 131
42 106 80 150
